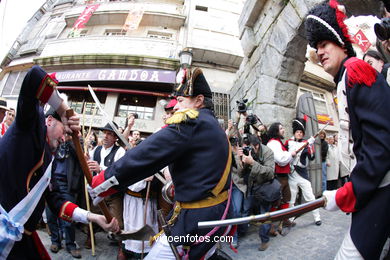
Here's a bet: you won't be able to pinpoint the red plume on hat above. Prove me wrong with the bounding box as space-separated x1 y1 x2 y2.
329 0 352 45
305 0 355 57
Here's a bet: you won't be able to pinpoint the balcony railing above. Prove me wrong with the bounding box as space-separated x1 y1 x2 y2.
40 36 179 59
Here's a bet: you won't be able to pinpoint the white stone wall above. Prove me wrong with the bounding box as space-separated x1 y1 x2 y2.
231 0 322 135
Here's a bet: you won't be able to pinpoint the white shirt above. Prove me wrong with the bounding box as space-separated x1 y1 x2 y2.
89 144 126 170
267 139 292 166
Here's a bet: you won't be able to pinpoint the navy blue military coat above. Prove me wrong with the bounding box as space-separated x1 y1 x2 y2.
334 57 390 260
0 66 73 259
102 107 232 259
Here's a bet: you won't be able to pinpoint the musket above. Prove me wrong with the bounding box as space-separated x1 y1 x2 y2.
88 85 167 185
294 121 330 154
198 197 325 228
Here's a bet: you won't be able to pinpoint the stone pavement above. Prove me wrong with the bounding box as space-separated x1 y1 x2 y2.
38 208 389 259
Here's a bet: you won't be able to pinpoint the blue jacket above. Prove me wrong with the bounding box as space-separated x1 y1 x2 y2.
0 66 72 258
334 57 390 260
104 108 232 259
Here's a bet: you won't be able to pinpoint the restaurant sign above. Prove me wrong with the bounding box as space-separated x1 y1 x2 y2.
55 68 176 84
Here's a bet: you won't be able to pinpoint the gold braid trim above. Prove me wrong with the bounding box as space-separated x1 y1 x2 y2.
165 109 199 125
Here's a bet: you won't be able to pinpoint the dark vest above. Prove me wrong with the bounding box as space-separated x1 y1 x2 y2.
93 145 120 168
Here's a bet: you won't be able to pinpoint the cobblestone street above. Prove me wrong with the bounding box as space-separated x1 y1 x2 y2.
37 208 388 260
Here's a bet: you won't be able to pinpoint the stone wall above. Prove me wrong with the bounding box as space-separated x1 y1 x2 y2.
231 0 380 136
231 0 321 136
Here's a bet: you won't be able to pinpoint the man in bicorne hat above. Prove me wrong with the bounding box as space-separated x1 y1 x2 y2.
89 67 233 259
0 66 119 259
305 1 390 258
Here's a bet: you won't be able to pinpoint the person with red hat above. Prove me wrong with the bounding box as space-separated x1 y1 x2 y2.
306 1 390 258
161 98 177 128
89 67 233 259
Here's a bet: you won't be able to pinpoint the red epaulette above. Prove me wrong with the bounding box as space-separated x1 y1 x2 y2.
344 57 377 88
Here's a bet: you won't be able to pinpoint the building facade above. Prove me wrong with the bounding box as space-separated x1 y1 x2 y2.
0 0 244 135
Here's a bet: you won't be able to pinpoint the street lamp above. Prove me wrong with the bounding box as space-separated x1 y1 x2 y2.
179 48 193 68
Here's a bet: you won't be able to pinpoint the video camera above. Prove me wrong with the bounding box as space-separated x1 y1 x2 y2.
375 17 390 41
124 112 139 129
236 99 248 113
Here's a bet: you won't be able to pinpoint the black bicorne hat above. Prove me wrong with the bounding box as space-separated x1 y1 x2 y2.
305 0 356 57
45 107 62 122
172 67 212 98
292 118 306 134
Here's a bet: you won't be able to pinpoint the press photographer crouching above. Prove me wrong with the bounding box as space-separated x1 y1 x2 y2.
230 133 276 251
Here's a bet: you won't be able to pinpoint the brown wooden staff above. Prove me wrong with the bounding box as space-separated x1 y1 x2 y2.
66 109 113 223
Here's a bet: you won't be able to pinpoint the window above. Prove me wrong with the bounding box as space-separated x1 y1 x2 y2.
212 92 230 128
195 5 208 12
117 94 156 120
66 91 106 115
298 87 333 125
104 29 126 36
147 31 172 40
1 71 28 97
68 29 88 38
78 29 88 37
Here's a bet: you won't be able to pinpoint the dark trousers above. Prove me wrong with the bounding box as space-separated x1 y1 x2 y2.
258 201 272 243
46 205 77 251
276 174 291 205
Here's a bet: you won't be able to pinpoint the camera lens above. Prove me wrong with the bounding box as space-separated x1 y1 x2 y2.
375 23 388 41
375 18 390 41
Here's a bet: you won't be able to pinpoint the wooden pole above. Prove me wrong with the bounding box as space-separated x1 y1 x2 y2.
66 109 113 222
141 181 151 260
84 177 96 256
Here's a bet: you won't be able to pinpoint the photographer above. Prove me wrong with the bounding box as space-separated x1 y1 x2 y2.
375 1 390 62
238 133 275 251
235 99 269 144
229 134 245 249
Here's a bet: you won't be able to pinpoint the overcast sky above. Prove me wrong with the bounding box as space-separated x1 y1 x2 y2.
0 0 46 63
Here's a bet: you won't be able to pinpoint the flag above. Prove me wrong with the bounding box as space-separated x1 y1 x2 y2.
68 4 100 37
352 29 371 53
122 4 144 31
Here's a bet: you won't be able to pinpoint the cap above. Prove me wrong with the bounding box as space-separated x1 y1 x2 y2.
45 106 62 122
305 0 355 57
99 122 119 136
164 98 177 111
292 118 306 134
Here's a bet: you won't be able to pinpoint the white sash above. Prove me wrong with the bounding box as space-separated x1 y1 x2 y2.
0 160 53 259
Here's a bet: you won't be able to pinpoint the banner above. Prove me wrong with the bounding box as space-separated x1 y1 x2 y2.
122 4 144 31
68 4 100 37
352 29 371 53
